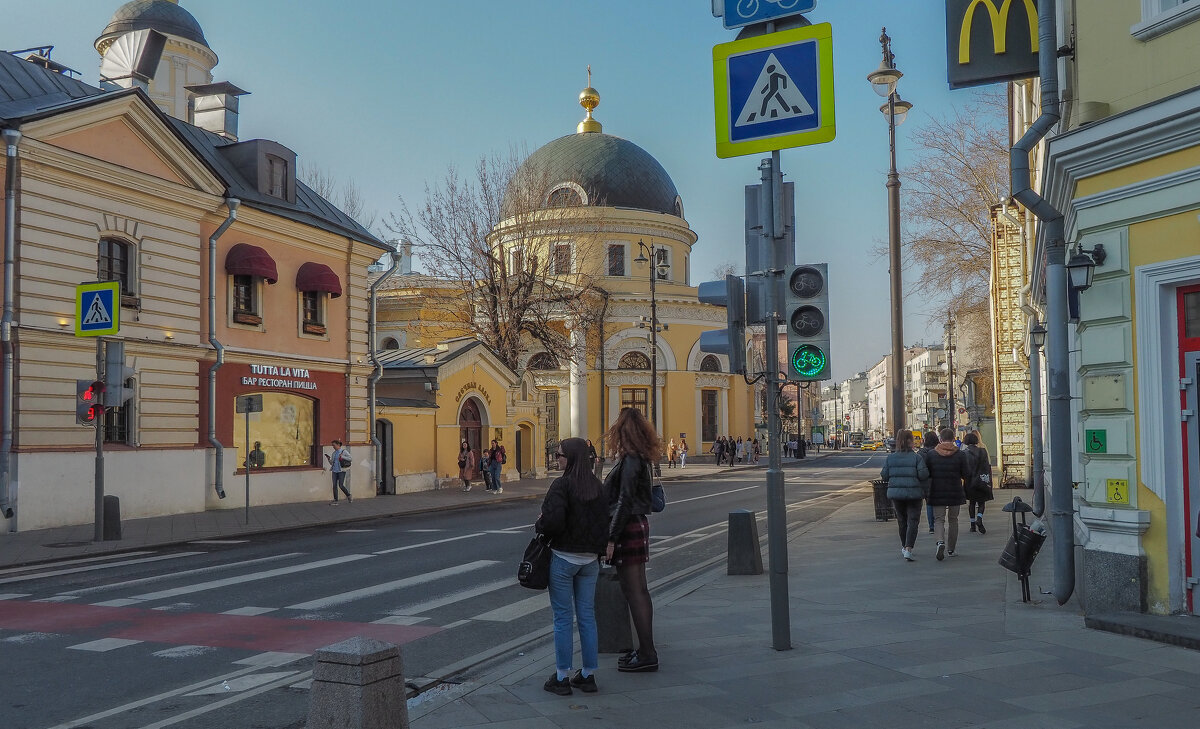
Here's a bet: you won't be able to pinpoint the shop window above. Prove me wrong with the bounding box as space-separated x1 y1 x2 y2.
99 237 138 306
702 390 718 442
619 351 650 370
232 274 260 325
621 388 649 420
608 244 626 276
232 392 316 469
301 291 325 335
700 354 721 372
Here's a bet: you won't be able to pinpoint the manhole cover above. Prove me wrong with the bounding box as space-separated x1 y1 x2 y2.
43 541 92 548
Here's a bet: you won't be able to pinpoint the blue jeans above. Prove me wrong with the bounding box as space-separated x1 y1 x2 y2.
489 462 502 489
548 553 599 675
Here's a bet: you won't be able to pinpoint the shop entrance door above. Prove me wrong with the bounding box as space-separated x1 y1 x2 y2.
1183 351 1199 615
515 427 525 476
375 419 395 495
459 398 485 480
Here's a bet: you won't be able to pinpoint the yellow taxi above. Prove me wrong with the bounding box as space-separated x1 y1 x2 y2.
860 441 882 451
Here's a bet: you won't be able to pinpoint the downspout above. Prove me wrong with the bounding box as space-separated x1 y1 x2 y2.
0 129 22 523
208 198 239 499
596 287 610 461
368 247 400 493
1009 0 1074 605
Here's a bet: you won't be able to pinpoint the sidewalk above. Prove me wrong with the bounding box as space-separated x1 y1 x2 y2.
409 493 1200 729
0 454 825 569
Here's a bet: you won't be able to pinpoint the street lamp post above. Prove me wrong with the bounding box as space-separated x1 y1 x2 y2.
868 27 913 438
635 240 669 435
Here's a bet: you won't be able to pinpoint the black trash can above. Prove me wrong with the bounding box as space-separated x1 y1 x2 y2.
999 524 1047 575
870 479 895 521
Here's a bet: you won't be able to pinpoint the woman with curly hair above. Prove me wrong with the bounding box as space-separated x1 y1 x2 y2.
603 407 660 673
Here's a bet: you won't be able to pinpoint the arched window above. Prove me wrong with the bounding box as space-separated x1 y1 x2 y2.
527 352 558 370
381 337 400 350
618 351 651 370
547 187 582 208
700 355 721 372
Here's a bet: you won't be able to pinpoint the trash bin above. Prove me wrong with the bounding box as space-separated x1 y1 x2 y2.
999 523 1046 575
870 479 895 521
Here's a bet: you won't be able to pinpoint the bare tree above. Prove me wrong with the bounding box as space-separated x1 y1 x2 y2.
711 261 739 280
298 163 379 233
387 149 607 372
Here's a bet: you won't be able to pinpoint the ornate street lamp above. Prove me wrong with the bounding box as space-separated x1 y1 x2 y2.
634 240 669 433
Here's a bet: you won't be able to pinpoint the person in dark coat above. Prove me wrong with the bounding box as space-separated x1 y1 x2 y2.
917 431 940 533
881 429 930 561
963 431 994 533
924 428 972 560
538 437 609 696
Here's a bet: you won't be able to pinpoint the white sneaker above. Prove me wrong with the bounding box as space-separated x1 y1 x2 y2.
935 541 946 561
496 487 503 494
902 548 914 561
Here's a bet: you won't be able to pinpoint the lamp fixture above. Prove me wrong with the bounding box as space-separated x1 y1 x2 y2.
879 93 912 125
164 332 174 340
58 318 70 328
1066 243 1106 292
1029 321 1047 349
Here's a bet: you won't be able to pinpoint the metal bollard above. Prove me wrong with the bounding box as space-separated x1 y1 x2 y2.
727 509 764 575
102 495 122 541
308 637 409 729
594 565 634 653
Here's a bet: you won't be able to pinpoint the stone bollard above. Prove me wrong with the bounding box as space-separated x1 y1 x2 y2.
727 509 763 575
308 637 409 729
102 495 122 541
594 565 635 653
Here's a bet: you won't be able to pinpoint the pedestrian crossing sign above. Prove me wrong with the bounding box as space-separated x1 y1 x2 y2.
75 281 120 336
713 23 835 158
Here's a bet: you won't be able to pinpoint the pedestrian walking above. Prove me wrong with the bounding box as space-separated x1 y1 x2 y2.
735 437 745 464
586 439 600 477
678 438 688 468
881 429 930 561
923 428 972 560
752 437 761 464
666 438 678 469
324 439 352 504
710 437 725 467
604 407 659 673
537 437 609 696
963 431 994 533
488 439 504 494
917 431 940 533
458 439 474 492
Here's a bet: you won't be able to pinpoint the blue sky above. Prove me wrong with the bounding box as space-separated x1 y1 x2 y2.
6 1 993 381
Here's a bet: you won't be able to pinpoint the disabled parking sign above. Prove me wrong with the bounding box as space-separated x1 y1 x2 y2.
713 23 835 158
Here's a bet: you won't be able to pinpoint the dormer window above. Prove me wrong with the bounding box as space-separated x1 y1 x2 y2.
267 155 288 198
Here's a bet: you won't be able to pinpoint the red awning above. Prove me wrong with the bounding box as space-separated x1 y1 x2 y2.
224 243 278 284
296 262 342 298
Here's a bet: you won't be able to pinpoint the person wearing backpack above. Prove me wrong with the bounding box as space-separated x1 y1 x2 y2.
324 439 352 504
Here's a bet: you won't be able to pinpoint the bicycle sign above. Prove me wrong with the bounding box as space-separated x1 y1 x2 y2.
721 0 816 30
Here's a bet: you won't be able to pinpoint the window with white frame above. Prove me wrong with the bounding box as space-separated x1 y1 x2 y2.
1134 0 1200 39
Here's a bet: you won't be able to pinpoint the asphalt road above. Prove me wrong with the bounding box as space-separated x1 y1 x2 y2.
0 451 884 729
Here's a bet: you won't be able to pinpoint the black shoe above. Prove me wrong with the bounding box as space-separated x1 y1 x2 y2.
618 653 659 673
570 670 597 693
976 517 986 534
617 650 637 666
543 673 571 696
970 523 977 533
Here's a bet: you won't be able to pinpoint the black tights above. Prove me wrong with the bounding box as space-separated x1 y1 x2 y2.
617 562 656 658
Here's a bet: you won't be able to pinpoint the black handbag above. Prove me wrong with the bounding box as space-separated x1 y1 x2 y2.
517 533 551 590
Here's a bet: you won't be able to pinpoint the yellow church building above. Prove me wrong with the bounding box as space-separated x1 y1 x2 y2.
374 86 758 486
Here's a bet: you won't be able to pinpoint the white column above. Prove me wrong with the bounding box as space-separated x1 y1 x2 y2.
719 386 729 436
694 387 702 445
608 386 620 429
569 328 588 438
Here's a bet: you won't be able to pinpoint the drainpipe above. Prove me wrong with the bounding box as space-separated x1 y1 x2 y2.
596 287 610 461
1010 0 1073 605
368 246 400 493
208 198 239 499
0 128 22 523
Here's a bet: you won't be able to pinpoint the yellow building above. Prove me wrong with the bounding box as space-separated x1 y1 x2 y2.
375 85 757 482
1017 1 1200 616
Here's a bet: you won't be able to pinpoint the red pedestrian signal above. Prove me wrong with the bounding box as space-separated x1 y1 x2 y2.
76 379 106 426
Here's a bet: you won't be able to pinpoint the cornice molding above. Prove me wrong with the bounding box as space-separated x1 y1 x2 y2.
605 372 665 387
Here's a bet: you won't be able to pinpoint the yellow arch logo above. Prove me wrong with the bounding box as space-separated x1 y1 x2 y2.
958 0 1038 65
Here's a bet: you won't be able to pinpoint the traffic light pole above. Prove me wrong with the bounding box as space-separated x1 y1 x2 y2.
761 151 791 650
93 337 105 542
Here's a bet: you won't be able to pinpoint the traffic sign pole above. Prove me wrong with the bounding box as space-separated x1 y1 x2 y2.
93 337 105 543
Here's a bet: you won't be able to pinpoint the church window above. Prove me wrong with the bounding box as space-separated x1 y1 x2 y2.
553 244 572 275
619 351 650 370
547 186 582 207
528 352 558 370
700 355 721 372
608 244 626 276
702 390 718 442
621 388 649 419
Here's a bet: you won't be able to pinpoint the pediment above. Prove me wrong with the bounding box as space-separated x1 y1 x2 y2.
22 94 223 194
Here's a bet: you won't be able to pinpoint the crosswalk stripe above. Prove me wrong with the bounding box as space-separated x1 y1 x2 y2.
221 606 276 616
470 593 548 622
285 560 498 611
385 577 513 617
60 552 304 598
0 593 31 600
371 615 429 625
0 551 155 577
121 554 374 604
0 552 206 586
67 637 143 652
234 652 309 667
374 532 487 555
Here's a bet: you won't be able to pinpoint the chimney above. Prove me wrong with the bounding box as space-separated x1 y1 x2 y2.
398 239 414 275
187 82 249 140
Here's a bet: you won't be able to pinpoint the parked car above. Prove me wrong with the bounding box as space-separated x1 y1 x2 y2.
884 437 896 452
860 441 881 451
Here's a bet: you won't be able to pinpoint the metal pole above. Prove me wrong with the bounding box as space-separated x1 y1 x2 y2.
649 249 658 433
763 151 791 650
886 92 905 436
946 316 956 432
1029 328 1046 513
93 338 105 542
244 409 251 525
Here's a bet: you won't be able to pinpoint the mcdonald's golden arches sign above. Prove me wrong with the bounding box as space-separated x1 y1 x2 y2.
946 0 1039 90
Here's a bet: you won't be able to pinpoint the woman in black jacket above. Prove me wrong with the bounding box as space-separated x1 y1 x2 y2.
538 437 609 695
963 431 993 533
604 407 659 673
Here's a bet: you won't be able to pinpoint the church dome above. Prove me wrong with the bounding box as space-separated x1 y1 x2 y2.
99 0 208 48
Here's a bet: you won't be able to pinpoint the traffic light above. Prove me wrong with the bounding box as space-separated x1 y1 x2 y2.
76 379 106 426
785 263 831 381
698 274 747 375
103 341 136 407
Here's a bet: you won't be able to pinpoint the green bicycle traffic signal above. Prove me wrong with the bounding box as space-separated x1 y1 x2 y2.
784 263 831 381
